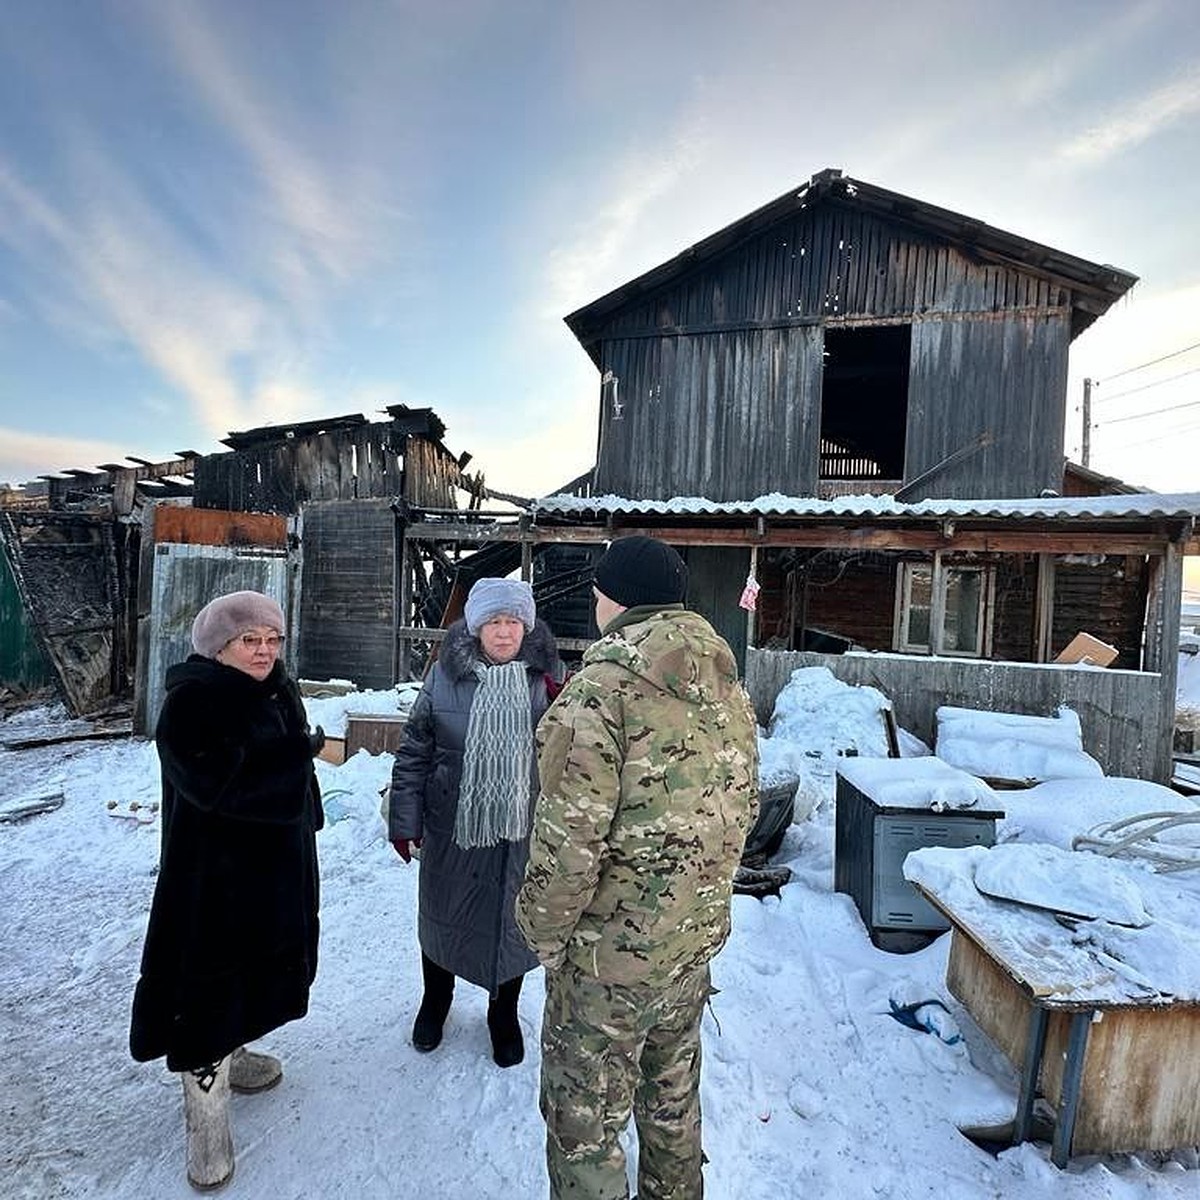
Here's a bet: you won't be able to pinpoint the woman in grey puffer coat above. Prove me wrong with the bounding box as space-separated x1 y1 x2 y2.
388 577 561 1067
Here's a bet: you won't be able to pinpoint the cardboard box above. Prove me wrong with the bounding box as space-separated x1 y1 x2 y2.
1054 631 1118 668
316 736 346 766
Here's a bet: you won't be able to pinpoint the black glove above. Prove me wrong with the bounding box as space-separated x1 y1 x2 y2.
308 726 326 756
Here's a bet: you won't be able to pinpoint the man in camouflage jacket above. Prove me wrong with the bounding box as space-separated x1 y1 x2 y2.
517 536 759 1200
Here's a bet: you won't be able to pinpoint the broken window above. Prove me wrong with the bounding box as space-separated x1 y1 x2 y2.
895 559 994 657
819 325 910 480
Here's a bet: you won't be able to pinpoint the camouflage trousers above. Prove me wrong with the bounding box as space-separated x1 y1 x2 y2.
539 961 711 1200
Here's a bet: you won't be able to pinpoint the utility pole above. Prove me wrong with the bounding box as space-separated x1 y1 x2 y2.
1081 377 1093 467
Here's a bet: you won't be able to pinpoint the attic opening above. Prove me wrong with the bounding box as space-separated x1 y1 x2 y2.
818 325 910 480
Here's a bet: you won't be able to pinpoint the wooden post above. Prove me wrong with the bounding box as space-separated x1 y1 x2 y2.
1147 540 1185 782
1034 552 1055 662
1082 378 1093 468
929 551 946 655
745 544 759 650
396 521 412 683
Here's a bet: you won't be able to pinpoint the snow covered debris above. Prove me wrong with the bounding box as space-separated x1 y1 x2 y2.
935 705 1103 783
4 695 1200 1196
302 682 422 738
837 756 999 813
757 666 925 822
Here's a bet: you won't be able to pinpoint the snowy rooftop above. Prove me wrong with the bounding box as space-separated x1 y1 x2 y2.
533 490 1200 522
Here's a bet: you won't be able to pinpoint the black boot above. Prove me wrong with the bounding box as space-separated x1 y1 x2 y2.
487 974 525 1068
412 954 455 1052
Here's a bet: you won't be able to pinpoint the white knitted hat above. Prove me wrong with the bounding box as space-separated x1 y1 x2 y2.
463 578 536 635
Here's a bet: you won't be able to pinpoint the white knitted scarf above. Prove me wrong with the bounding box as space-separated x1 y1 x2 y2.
454 659 534 848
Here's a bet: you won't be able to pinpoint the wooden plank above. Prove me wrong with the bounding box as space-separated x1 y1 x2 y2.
406 521 1169 558
0 791 65 822
298 499 395 690
2 723 131 751
1034 552 1055 662
346 713 409 757
1047 1004 1200 1154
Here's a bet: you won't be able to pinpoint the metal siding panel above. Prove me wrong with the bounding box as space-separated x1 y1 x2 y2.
144 544 289 734
0 539 53 687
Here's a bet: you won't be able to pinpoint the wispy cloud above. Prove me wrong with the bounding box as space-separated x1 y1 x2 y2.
538 118 710 323
1058 63 1200 165
0 426 141 487
148 0 384 310
869 4 1166 177
0 149 266 436
0 0 404 448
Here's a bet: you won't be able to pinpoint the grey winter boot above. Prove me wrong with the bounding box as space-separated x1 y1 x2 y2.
229 1045 283 1094
182 1058 234 1192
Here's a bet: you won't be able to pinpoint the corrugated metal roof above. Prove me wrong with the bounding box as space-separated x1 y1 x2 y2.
533 491 1200 522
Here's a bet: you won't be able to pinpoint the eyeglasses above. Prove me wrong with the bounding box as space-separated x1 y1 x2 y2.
237 634 285 651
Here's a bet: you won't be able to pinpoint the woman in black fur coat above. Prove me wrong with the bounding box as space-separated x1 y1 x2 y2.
129 590 324 1191
388 576 561 1068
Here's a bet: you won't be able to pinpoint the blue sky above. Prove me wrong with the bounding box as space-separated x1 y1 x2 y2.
0 0 1197 495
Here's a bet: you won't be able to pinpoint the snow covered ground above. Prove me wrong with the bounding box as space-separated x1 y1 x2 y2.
3 673 1199 1199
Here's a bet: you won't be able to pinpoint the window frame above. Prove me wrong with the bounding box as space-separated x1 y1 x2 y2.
893 554 995 657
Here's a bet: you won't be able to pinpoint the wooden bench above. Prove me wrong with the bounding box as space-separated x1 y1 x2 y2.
908 850 1200 1166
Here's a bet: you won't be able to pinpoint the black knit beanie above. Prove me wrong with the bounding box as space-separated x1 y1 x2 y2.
593 536 687 607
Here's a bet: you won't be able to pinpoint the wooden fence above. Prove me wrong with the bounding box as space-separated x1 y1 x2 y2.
745 649 1170 782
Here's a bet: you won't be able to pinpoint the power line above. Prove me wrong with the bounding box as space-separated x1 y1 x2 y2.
1115 415 1200 451
1098 393 1200 426
1097 338 1200 384
1095 364 1200 405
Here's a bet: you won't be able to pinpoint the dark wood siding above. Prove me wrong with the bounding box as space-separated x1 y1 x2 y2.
991 555 1039 661
800 554 896 650
1051 556 1150 670
587 203 1069 335
298 499 396 689
587 200 1075 502
596 326 823 500
683 546 751 666
193 425 461 514
905 313 1069 499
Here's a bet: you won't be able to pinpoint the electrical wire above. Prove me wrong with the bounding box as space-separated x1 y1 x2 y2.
1115 415 1200 451
1097 339 1200 384
1094 365 1200 405
1097 391 1200 426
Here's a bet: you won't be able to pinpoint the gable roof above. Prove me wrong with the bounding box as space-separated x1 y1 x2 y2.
565 167 1138 350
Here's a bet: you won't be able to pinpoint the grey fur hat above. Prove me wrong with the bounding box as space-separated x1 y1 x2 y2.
191 590 286 658
463 577 536 635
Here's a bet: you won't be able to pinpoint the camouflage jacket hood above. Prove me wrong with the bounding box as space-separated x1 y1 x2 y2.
517 607 759 986
585 606 742 707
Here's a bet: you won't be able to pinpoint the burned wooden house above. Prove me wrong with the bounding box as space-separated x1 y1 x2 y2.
0 407 493 730
530 169 1193 675
392 169 1197 780
566 166 1136 504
